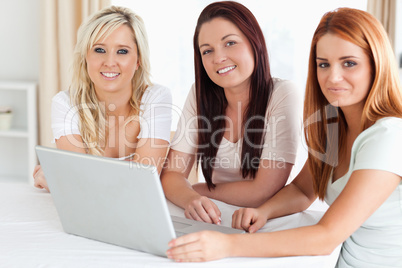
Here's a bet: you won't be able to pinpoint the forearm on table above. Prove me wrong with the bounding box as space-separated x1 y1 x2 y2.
228 224 337 258
259 182 316 220
255 160 316 220
196 160 293 207
195 180 281 208
161 172 201 208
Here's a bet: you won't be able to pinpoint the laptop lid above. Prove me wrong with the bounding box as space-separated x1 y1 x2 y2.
36 145 176 257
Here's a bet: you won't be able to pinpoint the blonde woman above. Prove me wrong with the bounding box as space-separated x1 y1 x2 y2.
167 8 402 266
34 6 172 192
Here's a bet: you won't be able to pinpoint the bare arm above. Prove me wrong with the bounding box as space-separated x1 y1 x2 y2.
161 149 222 224
33 135 86 191
193 159 293 207
35 136 168 190
56 133 169 174
55 134 87 153
167 169 401 261
232 160 316 232
132 138 169 174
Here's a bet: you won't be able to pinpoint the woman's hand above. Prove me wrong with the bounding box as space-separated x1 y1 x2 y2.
161 149 222 225
184 195 222 225
232 207 268 233
33 165 49 192
167 231 232 262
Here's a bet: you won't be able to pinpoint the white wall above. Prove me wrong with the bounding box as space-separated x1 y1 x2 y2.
0 0 40 82
396 0 402 81
0 0 399 91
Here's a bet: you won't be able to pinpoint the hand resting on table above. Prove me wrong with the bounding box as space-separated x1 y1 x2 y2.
33 165 49 192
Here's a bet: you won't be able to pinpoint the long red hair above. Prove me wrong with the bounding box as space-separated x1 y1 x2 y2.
304 8 402 199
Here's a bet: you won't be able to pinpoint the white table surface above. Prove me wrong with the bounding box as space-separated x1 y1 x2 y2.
0 180 340 267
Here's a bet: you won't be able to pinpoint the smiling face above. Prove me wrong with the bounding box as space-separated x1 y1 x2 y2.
316 33 373 111
198 17 255 93
86 24 139 99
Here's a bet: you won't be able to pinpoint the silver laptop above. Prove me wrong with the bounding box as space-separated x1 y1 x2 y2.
35 146 243 257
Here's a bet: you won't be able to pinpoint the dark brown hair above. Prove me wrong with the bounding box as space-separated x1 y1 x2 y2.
193 1 273 189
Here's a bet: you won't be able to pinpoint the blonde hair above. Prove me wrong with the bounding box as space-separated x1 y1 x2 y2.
304 8 402 199
70 6 152 155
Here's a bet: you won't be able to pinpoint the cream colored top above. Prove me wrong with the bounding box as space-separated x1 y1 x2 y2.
171 78 303 183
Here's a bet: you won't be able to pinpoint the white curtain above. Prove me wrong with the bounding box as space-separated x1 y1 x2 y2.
367 0 397 51
39 0 110 147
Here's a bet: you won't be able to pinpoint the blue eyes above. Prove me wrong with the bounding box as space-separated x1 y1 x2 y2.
117 49 128 54
94 47 105 53
94 47 128 54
